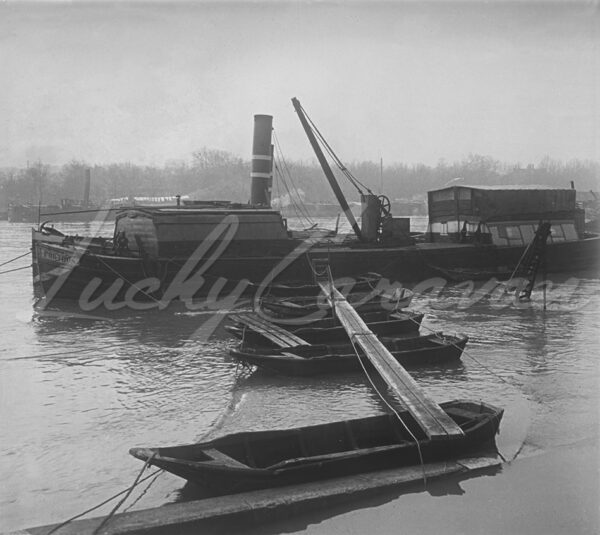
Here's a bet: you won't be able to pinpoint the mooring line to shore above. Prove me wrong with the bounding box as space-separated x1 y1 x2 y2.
44 468 163 535
5 341 140 361
0 250 31 268
91 453 157 535
349 337 428 487
0 264 32 275
408 313 517 388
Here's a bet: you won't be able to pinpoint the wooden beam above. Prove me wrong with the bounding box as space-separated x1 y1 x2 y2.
317 281 464 440
229 313 309 348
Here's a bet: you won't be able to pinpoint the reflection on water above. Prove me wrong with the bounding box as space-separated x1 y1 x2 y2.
0 221 599 532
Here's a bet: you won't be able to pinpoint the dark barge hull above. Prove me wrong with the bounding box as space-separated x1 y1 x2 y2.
129 400 503 497
32 229 600 303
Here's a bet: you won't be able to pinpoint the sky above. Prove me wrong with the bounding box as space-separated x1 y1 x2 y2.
1 1 598 168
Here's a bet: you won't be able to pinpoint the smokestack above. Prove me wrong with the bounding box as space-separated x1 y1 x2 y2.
250 114 273 206
570 181 575 190
83 168 91 206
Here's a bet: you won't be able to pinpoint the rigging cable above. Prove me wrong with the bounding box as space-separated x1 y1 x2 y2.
272 130 313 222
296 101 374 195
272 130 314 226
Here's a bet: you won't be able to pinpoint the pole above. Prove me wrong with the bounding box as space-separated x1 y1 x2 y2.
291 98 363 241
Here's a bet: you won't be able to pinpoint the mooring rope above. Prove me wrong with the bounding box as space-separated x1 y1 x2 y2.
91 453 157 535
0 264 32 275
44 466 162 535
4 340 138 361
406 312 518 388
87 253 164 304
348 335 428 485
0 250 31 268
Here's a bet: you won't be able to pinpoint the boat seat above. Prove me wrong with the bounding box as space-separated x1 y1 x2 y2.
267 443 402 471
229 313 310 348
203 448 249 469
445 408 481 423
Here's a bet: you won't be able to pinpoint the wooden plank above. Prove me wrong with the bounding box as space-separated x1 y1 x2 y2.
9 457 502 535
204 449 249 469
229 313 309 348
317 281 464 440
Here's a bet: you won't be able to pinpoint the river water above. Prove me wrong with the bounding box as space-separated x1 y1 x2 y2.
0 219 598 534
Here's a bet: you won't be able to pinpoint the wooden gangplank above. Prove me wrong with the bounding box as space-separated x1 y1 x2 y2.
229 313 310 348
317 281 464 440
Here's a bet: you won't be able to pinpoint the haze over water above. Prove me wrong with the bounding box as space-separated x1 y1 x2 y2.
0 219 598 534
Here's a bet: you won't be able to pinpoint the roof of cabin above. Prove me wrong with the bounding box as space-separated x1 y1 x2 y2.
430 184 573 193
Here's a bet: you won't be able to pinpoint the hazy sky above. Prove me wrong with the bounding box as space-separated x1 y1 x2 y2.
1 1 598 167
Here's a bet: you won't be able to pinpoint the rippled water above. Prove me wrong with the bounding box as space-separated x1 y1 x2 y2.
0 220 599 533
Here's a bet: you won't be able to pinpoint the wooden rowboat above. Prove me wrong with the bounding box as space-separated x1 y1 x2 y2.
130 400 503 497
229 332 468 376
225 310 424 346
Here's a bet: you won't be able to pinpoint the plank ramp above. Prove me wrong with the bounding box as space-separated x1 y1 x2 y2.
228 313 309 348
317 281 464 440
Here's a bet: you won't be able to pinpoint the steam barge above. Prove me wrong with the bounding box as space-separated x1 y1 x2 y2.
31 100 600 305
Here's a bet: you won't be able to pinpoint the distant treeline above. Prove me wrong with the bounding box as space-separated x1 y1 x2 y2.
1 149 598 209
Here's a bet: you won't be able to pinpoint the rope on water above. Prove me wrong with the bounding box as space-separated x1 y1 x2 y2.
0 250 31 268
44 467 162 535
349 334 428 486
0 264 32 275
122 469 164 513
407 312 517 388
4 340 138 361
91 453 157 535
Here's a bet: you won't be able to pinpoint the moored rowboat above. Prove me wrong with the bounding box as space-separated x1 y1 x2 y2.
129 400 503 497
226 309 424 346
229 332 468 375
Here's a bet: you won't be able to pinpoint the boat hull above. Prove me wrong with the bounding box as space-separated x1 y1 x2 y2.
225 310 424 346
129 400 502 496
31 228 600 304
230 333 468 375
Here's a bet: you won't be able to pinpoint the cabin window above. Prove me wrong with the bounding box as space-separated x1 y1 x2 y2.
506 226 522 240
457 188 472 200
561 223 578 241
447 221 460 233
520 225 536 244
431 189 455 202
498 225 522 240
549 225 566 242
489 226 504 244
497 225 524 245
440 222 448 235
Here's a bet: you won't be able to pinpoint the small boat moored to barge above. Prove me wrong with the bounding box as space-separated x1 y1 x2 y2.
226 309 424 346
229 332 468 376
129 400 503 497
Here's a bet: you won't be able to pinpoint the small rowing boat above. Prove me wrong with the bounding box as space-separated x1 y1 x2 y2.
229 332 468 375
129 400 503 497
226 310 424 346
